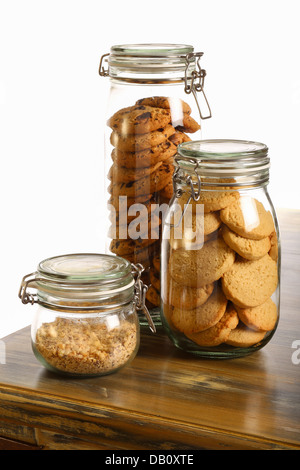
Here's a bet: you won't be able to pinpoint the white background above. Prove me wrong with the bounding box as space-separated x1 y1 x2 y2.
0 0 299 338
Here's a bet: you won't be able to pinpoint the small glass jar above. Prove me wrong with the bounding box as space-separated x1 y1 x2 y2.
99 44 211 324
161 140 280 358
19 253 155 377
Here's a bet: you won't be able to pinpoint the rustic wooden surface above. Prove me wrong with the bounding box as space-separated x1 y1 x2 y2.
0 208 299 450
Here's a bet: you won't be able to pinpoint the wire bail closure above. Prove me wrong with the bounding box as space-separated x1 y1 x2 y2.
18 272 39 305
131 263 156 333
184 52 212 120
173 155 202 202
99 53 110 77
166 155 202 229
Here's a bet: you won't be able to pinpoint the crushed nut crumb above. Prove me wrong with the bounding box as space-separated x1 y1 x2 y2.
34 317 137 375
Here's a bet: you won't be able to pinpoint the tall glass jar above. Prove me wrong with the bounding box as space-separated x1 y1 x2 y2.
99 44 211 325
161 140 280 358
19 253 155 377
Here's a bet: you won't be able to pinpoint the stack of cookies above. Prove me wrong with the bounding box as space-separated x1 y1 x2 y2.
107 96 200 309
164 193 279 349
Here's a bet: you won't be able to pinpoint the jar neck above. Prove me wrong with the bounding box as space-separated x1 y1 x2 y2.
36 282 135 312
108 68 190 84
174 169 270 193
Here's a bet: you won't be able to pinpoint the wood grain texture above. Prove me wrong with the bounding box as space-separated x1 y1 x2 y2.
0 208 299 450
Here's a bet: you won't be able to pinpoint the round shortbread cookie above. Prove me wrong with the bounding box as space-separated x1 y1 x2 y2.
182 181 239 214
169 208 222 251
168 278 214 310
107 104 171 135
199 189 240 213
225 324 266 348
235 298 278 332
185 303 239 347
110 124 175 152
222 254 278 308
220 197 275 240
111 140 177 169
169 238 235 288
269 231 278 261
171 285 227 333
203 211 222 235
221 225 271 260
135 96 192 115
171 194 222 234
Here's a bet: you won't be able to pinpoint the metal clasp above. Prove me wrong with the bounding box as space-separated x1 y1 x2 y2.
131 263 156 333
173 155 201 201
184 52 212 120
166 155 202 229
99 53 110 77
18 272 39 305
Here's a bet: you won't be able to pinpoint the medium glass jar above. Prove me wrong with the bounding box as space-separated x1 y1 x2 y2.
99 44 211 324
19 253 155 377
161 140 280 358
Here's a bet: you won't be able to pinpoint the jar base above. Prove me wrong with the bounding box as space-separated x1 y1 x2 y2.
160 316 275 359
32 341 138 378
171 339 264 359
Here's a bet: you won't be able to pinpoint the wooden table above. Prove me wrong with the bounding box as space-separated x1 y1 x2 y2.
0 209 299 450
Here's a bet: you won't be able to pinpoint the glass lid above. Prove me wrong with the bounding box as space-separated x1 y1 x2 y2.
110 44 194 57
38 253 132 283
177 139 268 160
